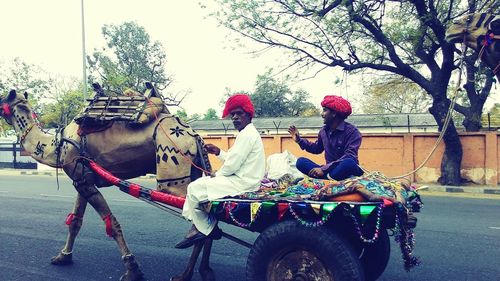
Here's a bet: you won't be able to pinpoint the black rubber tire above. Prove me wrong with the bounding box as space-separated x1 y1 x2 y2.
359 229 390 281
246 220 364 281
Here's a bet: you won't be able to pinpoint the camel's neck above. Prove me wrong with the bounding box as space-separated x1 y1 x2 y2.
481 42 500 80
19 123 61 168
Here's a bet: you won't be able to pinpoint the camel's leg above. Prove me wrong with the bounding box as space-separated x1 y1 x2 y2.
51 194 88 265
170 240 205 281
199 239 215 281
75 182 144 281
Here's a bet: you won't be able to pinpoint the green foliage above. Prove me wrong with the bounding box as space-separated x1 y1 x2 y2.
251 71 292 117
175 108 203 122
88 21 175 101
248 71 318 117
0 58 51 113
0 58 53 134
40 88 86 127
203 108 219 120
359 75 432 113
176 109 188 120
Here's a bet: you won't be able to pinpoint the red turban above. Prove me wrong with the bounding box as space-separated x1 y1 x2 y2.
320 95 352 117
222 94 255 118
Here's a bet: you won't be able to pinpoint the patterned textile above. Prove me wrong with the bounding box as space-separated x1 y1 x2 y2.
230 172 413 204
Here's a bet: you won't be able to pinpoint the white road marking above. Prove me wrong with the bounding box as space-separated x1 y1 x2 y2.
39 194 74 198
39 193 140 203
489 227 500 230
111 199 141 203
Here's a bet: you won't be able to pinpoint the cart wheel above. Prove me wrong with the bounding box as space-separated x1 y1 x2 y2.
246 220 364 281
358 229 390 281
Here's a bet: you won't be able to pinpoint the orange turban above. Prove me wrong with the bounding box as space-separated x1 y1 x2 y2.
320 95 352 118
222 94 255 118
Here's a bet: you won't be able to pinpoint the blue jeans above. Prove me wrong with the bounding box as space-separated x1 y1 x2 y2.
296 157 363 180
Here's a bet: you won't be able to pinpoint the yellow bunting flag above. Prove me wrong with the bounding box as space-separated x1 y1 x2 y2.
250 202 261 222
311 204 321 215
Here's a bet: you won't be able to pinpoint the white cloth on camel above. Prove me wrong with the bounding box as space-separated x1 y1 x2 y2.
182 123 265 235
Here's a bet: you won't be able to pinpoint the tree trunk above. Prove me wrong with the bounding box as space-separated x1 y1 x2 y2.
462 112 482 131
429 99 464 186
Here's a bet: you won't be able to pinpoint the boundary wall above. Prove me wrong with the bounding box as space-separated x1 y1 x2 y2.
203 132 500 186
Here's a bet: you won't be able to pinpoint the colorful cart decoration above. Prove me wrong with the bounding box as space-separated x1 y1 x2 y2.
87 159 421 281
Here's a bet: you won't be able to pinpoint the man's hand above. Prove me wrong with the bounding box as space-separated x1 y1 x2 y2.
204 144 221 155
288 125 301 142
308 167 324 178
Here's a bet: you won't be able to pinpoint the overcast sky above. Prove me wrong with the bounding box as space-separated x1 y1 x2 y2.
0 0 349 116
1 0 498 116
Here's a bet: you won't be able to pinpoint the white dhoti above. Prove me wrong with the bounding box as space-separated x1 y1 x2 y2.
182 175 258 235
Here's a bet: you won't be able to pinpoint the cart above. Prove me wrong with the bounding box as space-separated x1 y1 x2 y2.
88 160 421 281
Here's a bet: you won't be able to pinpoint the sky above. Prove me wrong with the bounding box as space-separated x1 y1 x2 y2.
0 0 346 116
0 0 498 116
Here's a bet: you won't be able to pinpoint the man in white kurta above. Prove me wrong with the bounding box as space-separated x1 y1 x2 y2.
176 94 265 249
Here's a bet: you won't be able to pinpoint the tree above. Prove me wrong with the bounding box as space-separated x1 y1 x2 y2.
252 72 292 117
174 108 203 122
249 71 317 117
359 75 432 113
88 22 178 104
288 89 319 116
175 109 189 121
0 58 51 134
0 58 51 112
40 83 86 127
212 0 499 185
203 108 219 120
220 73 317 117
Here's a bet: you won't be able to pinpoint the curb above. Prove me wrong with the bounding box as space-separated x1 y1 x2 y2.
420 185 500 196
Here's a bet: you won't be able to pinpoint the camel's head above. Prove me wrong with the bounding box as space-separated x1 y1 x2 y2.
0 90 30 126
446 13 500 77
446 13 499 50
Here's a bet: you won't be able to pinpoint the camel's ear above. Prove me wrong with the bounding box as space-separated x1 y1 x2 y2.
490 17 500 33
24 92 28 100
7 90 16 101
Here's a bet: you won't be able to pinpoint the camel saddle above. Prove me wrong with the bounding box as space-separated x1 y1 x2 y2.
75 82 169 129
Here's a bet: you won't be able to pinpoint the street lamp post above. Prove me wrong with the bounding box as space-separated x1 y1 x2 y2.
81 0 87 100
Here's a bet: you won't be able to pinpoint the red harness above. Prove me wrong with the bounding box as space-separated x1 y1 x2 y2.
1 103 12 117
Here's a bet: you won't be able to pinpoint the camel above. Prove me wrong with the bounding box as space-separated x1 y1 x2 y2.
445 12 500 80
0 87 216 281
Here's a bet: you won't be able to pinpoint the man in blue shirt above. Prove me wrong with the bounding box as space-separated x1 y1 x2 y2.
288 95 363 180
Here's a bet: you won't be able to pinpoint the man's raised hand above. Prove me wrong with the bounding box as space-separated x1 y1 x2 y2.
288 125 301 142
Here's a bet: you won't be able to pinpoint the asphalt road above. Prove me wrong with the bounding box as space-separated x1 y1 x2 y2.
1 175 499 281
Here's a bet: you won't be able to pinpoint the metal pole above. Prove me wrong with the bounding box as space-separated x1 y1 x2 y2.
81 0 87 100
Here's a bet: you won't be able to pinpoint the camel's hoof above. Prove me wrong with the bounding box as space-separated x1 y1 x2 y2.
50 251 73 266
120 269 145 281
121 254 145 281
199 267 215 281
170 276 189 281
